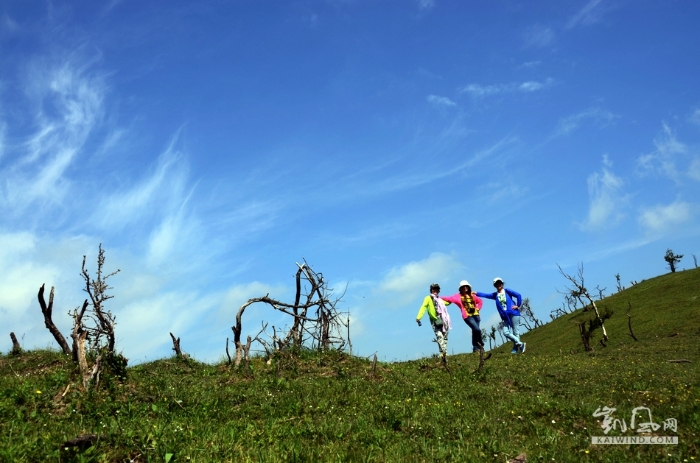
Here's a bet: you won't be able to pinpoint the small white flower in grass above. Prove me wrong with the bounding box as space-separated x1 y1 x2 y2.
552 420 556 424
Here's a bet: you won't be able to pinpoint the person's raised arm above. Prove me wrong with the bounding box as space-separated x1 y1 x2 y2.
475 291 496 300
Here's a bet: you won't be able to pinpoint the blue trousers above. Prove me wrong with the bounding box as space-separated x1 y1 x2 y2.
464 315 483 352
502 315 521 350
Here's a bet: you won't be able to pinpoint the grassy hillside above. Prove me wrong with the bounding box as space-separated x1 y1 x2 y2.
517 267 700 355
1 269 699 462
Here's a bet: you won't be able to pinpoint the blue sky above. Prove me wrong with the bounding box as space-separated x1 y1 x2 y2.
2 0 699 362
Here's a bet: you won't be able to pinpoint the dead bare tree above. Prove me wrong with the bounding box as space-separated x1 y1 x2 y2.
169 332 185 358
576 306 613 352
80 244 120 354
558 263 609 343
231 261 349 368
549 303 569 320
37 285 72 356
519 298 542 330
9 332 21 355
615 273 624 293
595 285 606 301
69 244 124 389
626 302 638 342
664 249 683 273
477 346 492 373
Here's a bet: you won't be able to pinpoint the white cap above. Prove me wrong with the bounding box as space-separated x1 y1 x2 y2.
458 280 471 289
493 277 504 285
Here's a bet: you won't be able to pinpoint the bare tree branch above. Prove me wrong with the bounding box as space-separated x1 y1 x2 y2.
231 261 349 368
9 332 21 355
38 284 72 356
557 263 609 342
170 332 184 357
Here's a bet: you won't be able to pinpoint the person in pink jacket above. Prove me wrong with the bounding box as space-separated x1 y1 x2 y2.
441 280 484 353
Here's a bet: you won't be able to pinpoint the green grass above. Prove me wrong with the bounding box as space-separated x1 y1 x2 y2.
1 269 699 462
516 267 700 356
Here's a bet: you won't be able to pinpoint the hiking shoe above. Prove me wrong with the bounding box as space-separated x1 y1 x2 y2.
519 342 527 353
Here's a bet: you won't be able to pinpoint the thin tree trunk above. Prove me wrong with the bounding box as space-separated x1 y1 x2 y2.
10 332 21 355
243 335 253 375
71 300 89 364
169 332 183 357
626 302 638 341
38 285 72 355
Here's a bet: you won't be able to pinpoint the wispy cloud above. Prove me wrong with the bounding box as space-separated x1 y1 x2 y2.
567 0 605 29
638 200 692 236
580 155 626 231
0 59 105 215
689 158 700 181
482 182 529 205
427 94 456 107
689 109 700 126
1 13 20 34
637 123 686 182
460 78 553 97
553 107 618 137
418 0 436 11
0 122 6 160
520 61 542 69
523 25 555 48
318 222 413 247
94 138 189 231
337 135 516 200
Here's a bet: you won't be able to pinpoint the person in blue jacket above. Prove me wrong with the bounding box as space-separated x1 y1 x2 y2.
476 277 526 354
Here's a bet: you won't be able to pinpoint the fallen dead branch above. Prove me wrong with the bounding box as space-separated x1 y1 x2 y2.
231 261 349 368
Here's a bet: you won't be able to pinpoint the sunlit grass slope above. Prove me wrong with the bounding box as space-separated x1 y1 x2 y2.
0 268 698 462
517 267 700 355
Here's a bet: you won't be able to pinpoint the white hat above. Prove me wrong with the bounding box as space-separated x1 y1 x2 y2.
458 280 471 289
493 277 504 285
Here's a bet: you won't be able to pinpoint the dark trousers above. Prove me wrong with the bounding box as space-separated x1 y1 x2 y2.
464 315 483 352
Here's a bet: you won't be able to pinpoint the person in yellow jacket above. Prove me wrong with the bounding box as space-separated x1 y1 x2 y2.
416 283 452 362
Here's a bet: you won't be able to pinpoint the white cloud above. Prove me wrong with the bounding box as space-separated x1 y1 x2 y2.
460 78 552 97
553 108 618 137
688 158 700 181
690 109 700 126
220 282 288 314
520 61 542 68
418 0 435 10
1 13 20 34
580 155 626 231
638 200 692 235
523 25 555 48
483 182 529 205
637 123 686 181
95 140 188 231
117 290 220 361
0 122 5 160
378 253 461 307
0 59 105 214
427 94 456 107
567 0 605 29
519 81 544 92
